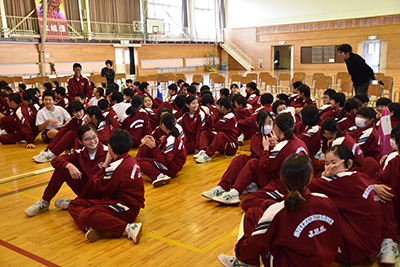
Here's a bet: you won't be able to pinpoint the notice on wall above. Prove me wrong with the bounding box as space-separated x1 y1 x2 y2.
35 0 70 39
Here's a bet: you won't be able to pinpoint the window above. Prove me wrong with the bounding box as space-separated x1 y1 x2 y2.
301 45 343 63
148 0 182 35
194 0 216 40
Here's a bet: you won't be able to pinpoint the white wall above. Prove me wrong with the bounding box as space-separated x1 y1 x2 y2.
226 0 400 28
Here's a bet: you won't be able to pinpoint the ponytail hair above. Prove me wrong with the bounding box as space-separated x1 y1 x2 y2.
126 95 143 117
86 106 109 127
217 97 236 115
182 95 198 114
246 82 260 96
337 98 360 121
274 112 294 140
281 154 313 213
160 113 179 137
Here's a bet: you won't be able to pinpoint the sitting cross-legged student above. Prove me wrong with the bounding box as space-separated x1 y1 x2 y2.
218 154 342 267
36 90 71 143
136 113 187 187
68 129 144 243
245 82 261 110
88 87 104 107
319 92 346 123
318 88 336 116
309 145 382 265
25 125 108 217
98 98 119 130
290 84 316 114
86 106 114 145
234 95 253 121
336 98 360 132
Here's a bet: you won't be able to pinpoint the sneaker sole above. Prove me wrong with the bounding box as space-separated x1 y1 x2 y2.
212 198 240 205
152 178 171 187
201 193 216 199
85 228 106 242
24 207 49 217
132 224 142 244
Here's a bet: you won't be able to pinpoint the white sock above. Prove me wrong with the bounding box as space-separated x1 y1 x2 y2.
216 185 225 192
156 173 164 180
47 150 55 157
125 224 131 236
41 199 49 204
230 188 239 195
239 134 244 138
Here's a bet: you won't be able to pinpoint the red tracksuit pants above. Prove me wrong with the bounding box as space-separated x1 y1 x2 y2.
69 198 140 237
47 128 77 155
238 124 256 139
0 115 27 144
136 157 178 181
42 168 88 202
199 131 237 157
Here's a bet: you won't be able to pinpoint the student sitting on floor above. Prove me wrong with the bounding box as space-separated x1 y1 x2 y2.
98 98 120 130
245 82 261 110
123 88 135 103
234 95 253 121
142 95 158 130
375 97 392 121
218 154 342 267
68 129 144 243
318 88 336 115
74 92 89 109
88 87 104 107
319 92 346 123
336 98 360 132
287 80 303 105
230 83 240 96
25 125 108 217
86 106 114 145
111 92 130 121
294 105 321 157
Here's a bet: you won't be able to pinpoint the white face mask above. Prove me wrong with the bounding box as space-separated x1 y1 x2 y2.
279 109 290 114
390 138 396 150
355 117 367 128
263 125 273 136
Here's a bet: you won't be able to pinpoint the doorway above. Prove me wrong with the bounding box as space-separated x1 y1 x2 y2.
362 40 381 73
273 45 292 70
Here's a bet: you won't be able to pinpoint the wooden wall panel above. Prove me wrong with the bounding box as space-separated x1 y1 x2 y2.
0 43 39 64
44 43 115 63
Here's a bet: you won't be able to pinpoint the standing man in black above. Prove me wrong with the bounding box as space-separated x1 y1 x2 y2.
337 44 377 96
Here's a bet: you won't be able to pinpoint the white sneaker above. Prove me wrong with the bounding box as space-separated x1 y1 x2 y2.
24 199 50 217
34 151 55 163
379 238 399 264
16 140 28 144
238 135 244 146
32 150 46 160
127 223 142 244
193 150 206 159
85 227 106 242
54 198 72 210
195 153 212 163
152 174 171 187
0 129 7 136
243 182 258 194
218 254 249 267
212 192 240 205
202 186 226 199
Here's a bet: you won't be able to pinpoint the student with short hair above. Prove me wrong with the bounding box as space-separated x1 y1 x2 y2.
319 88 336 115
133 81 141 92
376 97 392 120
294 105 321 157
180 83 189 95
134 82 151 98
1 86 13 96
276 93 289 106
354 94 369 108
101 59 116 87
388 102 400 127
88 87 104 106
136 113 187 187
98 98 119 130
220 88 230 98
218 154 342 267
86 106 114 145
36 90 71 143
68 129 144 243
230 83 240 95
123 88 135 103
157 94 186 119
17 83 26 98
234 95 253 121
177 79 184 92
245 82 261 110
25 125 108 216
111 92 130 121
43 82 52 91
288 80 303 105
74 92 89 109
186 85 197 97
124 79 133 89
167 84 178 103
67 63 92 102
319 92 346 123
290 84 316 113
272 100 287 116
336 98 360 132
54 86 68 108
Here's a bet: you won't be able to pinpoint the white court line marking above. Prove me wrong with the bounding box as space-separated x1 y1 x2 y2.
0 167 54 183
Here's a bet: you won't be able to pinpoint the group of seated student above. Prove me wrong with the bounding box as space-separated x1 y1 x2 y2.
1 74 399 264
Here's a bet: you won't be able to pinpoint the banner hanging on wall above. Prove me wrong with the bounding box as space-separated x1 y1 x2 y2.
35 0 70 39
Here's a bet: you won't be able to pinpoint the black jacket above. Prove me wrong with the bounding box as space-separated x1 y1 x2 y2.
344 52 375 86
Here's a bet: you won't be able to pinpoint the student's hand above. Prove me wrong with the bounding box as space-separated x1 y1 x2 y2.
144 136 156 149
373 184 394 203
379 154 388 165
262 136 270 150
103 152 113 168
66 164 82 179
295 107 302 114
327 139 334 147
321 159 345 177
47 118 59 127
26 143 36 149
83 115 89 124
160 135 166 142
64 118 72 126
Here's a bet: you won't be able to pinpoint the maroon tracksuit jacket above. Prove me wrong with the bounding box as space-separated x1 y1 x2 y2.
337 114 357 132
290 97 316 108
237 104 273 139
347 123 382 160
177 108 206 154
321 132 365 164
294 122 321 157
246 93 261 110
67 75 92 102
103 109 120 130
121 109 151 148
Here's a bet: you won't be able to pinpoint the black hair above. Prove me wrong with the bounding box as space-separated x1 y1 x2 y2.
55 86 66 96
111 92 124 103
217 97 236 115
276 93 289 105
67 100 85 115
0 81 8 89
22 92 36 102
376 97 392 107
90 82 95 89
160 113 179 137
98 98 109 110
126 79 133 84
190 82 198 87
281 154 313 213
182 95 198 114
354 94 369 105
168 84 178 93
323 89 336 98
391 123 400 139
126 95 143 117
257 110 273 137
3 86 12 92
301 105 320 126
8 93 21 105
395 131 400 147
42 90 55 100
77 124 98 142
96 87 104 97
73 63 82 69
389 103 400 119
187 86 196 95
234 95 247 108
133 81 141 87
139 82 149 92
246 82 260 96
321 118 342 137
107 83 117 91
177 79 184 86
123 88 135 98
272 100 286 115
74 92 85 100
292 81 303 89
201 94 214 105
157 107 172 122
337 98 360 121
108 129 132 155
326 144 358 169
200 85 210 92
331 93 346 107
174 94 186 109
106 88 115 97
298 84 311 98
356 107 376 120
86 106 108 127
105 59 113 67
230 83 239 90
337 44 352 53
274 113 294 140
182 83 189 88
53 81 59 87
231 94 240 104
0 91 6 97
261 93 274 105
43 82 52 91
220 88 230 98
200 90 212 97
18 83 27 91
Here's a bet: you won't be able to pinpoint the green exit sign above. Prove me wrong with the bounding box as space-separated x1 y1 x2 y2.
368 36 377 40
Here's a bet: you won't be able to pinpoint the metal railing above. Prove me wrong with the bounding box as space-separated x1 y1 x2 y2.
221 35 252 66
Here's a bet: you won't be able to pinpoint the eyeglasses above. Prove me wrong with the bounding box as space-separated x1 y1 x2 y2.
82 135 98 142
